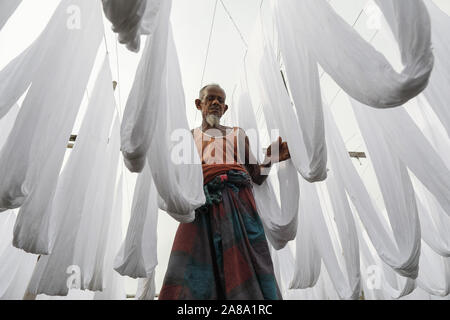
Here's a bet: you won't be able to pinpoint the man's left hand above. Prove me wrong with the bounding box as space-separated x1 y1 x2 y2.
266 137 291 164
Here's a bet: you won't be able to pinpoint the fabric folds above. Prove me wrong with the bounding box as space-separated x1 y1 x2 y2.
26 59 119 296
0 0 22 30
102 0 163 52
279 0 433 109
0 0 103 255
114 161 158 279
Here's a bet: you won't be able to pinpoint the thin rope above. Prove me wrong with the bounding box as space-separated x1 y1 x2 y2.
319 6 366 79
200 0 219 88
327 29 379 107
114 35 123 117
219 0 248 48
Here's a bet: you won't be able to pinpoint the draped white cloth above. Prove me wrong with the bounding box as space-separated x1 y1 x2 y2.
0 0 104 255
26 59 120 296
1 0 450 301
360 103 450 216
423 0 450 137
274 1 328 182
135 273 156 300
232 80 298 250
120 0 171 173
102 0 162 52
0 0 22 31
147 28 205 223
94 175 126 300
0 103 19 150
278 0 433 109
121 0 205 223
114 161 158 279
0 211 36 300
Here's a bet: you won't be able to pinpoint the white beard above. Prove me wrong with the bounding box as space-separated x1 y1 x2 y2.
205 114 221 128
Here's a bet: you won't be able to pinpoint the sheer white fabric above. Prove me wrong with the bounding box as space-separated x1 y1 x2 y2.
26 60 119 296
120 0 171 173
94 175 126 300
352 99 422 278
324 104 419 279
73 114 121 291
360 103 450 216
417 242 450 297
246 31 327 183
274 1 328 182
135 273 156 300
0 0 21 30
148 27 205 223
0 42 36 119
114 161 158 279
1 0 449 301
423 0 450 137
233 81 298 250
0 103 19 150
119 0 205 223
102 0 162 52
278 0 433 109
0 0 103 255
0 211 36 300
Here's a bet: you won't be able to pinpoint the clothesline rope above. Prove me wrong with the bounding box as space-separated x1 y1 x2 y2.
200 0 219 88
219 0 248 48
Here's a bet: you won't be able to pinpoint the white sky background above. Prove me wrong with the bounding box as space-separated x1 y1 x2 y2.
1 0 449 297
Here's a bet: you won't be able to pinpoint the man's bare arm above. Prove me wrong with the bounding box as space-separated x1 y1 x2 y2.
243 134 271 186
243 133 291 186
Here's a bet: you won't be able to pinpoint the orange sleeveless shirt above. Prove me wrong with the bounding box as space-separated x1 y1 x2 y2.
193 127 248 184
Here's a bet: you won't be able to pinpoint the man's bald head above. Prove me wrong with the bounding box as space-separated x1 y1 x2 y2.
196 84 228 127
199 84 226 101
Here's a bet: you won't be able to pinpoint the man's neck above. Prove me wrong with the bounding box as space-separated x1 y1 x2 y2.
200 121 232 136
201 121 223 131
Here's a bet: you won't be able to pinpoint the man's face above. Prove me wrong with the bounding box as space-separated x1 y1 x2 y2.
196 86 228 121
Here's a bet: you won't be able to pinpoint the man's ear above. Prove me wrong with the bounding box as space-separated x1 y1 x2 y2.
195 99 202 110
223 104 229 114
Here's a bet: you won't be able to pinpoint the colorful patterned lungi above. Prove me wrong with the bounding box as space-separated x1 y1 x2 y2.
159 170 282 300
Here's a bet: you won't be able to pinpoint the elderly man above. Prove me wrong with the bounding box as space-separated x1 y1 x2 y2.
159 84 290 300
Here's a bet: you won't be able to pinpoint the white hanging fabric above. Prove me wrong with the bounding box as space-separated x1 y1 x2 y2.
26 60 118 296
0 0 103 255
238 29 307 247
0 0 22 30
102 0 163 52
135 273 156 300
0 43 36 119
358 101 450 217
94 174 126 300
119 0 205 223
274 0 328 182
233 80 298 250
278 0 433 109
246 28 326 183
73 114 121 291
417 242 450 297
422 0 450 136
148 26 205 223
120 0 170 173
323 104 419 279
0 0 109 120
295 179 359 299
289 182 321 289
351 100 422 278
114 161 158 279
414 177 450 257
0 103 19 150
